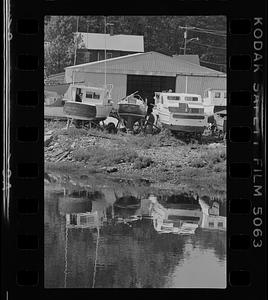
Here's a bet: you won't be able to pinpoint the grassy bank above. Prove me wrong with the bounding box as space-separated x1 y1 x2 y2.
45 121 226 200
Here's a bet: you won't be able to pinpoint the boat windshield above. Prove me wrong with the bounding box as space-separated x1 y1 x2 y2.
184 96 199 102
167 95 180 101
128 97 137 104
85 91 100 100
188 107 204 114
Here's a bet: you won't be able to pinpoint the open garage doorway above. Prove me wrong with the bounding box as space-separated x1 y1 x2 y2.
127 74 176 108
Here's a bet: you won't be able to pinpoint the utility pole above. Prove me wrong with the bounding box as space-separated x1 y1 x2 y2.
74 16 79 66
104 16 107 87
179 25 196 55
179 25 198 93
104 17 114 88
183 27 187 55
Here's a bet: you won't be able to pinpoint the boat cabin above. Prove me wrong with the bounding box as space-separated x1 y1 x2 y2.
203 88 227 101
149 196 202 234
66 211 99 229
154 92 203 107
200 214 226 231
203 89 226 114
64 84 113 106
154 92 204 115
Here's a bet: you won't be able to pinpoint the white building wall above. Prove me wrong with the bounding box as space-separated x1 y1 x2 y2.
64 69 226 107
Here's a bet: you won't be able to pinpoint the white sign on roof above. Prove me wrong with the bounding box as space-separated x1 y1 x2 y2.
78 32 144 52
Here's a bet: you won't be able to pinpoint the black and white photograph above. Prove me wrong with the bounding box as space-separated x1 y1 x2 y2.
44 15 227 288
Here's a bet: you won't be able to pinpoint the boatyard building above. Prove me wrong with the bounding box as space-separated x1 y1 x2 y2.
47 51 226 108
64 51 226 107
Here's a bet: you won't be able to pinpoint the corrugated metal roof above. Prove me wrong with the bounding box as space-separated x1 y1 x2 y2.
45 84 69 96
204 88 226 91
46 72 66 83
78 32 144 52
172 55 200 65
66 52 225 78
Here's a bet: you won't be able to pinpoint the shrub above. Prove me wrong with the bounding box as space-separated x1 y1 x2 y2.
208 161 214 169
189 158 207 168
72 148 92 162
72 145 138 166
128 134 155 149
133 156 154 169
213 162 226 173
200 147 226 164
66 127 88 138
103 148 138 165
45 120 65 131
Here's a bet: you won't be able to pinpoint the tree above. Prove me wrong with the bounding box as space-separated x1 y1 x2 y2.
44 16 82 75
44 16 227 75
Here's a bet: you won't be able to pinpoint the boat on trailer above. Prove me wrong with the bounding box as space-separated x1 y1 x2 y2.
63 84 113 122
153 92 206 135
117 91 147 130
202 88 226 116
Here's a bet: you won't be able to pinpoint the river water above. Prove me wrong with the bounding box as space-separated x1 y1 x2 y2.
45 173 226 288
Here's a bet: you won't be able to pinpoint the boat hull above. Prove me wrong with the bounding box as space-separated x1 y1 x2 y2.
154 111 206 133
63 101 112 121
118 103 146 117
162 123 205 133
118 103 147 129
204 105 226 116
58 196 92 215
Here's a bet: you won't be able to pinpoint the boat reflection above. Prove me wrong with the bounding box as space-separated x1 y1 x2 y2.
45 178 226 288
139 195 200 235
66 211 99 229
58 185 226 234
198 198 226 231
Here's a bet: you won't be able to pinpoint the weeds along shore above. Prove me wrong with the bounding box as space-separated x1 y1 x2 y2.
45 120 226 201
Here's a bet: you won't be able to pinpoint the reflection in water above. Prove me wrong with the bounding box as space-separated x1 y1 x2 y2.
45 177 226 288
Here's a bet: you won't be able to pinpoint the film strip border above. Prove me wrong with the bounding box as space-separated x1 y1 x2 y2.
228 16 265 292
2 4 266 300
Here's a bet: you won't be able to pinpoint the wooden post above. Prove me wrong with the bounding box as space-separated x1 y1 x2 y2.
66 118 70 129
111 204 114 219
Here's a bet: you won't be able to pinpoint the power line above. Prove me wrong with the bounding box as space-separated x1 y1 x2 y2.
193 26 226 34
190 40 226 50
191 29 226 37
200 60 226 66
189 28 226 37
191 30 226 37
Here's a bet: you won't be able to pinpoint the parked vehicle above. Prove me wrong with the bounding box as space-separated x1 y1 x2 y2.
118 91 147 130
63 84 113 122
153 92 206 135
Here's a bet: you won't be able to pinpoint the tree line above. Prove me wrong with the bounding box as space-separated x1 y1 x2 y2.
45 15 226 76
